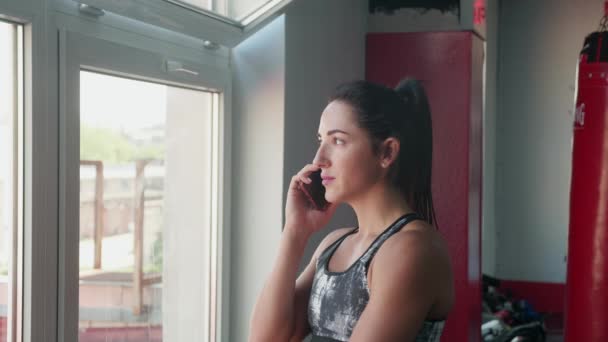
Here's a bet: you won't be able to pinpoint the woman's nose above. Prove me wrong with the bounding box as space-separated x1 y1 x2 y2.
312 145 330 168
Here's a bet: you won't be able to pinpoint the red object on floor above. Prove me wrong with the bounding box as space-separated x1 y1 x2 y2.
495 310 513 325
565 58 608 341
499 280 565 314
497 279 565 334
367 31 483 342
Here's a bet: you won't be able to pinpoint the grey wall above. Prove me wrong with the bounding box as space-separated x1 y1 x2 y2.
496 0 602 282
229 0 367 340
230 15 286 342
482 0 498 277
283 0 367 272
228 0 266 21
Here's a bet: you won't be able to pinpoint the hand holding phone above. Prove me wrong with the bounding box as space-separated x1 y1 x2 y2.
284 165 336 235
298 170 330 211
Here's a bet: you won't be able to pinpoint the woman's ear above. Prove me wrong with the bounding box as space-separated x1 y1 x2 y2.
380 137 400 168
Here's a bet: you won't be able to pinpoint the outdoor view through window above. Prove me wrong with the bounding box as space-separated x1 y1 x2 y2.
79 70 219 341
0 19 22 342
171 0 276 23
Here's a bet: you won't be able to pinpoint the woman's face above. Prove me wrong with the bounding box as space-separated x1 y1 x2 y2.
313 100 384 204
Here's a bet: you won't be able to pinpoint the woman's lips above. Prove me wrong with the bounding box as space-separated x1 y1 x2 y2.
322 177 335 186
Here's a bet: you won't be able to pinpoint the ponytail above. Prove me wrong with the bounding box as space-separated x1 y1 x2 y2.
394 79 438 227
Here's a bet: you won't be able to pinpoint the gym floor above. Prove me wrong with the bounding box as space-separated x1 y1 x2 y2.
547 334 564 342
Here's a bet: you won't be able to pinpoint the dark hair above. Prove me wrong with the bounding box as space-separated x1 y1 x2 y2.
328 79 438 227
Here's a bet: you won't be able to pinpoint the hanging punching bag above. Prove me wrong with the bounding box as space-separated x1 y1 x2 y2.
565 4 608 341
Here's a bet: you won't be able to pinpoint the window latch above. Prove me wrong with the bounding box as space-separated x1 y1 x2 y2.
78 3 105 18
164 60 199 76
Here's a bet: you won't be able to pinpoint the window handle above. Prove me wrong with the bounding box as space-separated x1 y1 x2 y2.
164 60 199 76
78 3 105 17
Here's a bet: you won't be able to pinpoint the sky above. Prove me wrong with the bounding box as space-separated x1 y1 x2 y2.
80 70 167 131
0 22 13 126
0 21 15 261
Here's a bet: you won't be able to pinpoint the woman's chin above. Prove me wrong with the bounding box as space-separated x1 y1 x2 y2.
324 191 340 204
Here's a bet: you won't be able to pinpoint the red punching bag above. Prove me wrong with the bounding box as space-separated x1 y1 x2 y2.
565 4 608 341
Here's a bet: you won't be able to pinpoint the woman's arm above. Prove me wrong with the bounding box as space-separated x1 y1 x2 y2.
249 227 352 342
349 229 449 341
249 225 312 342
248 163 339 342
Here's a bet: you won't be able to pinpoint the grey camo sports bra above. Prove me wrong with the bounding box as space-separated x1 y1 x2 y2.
307 213 446 342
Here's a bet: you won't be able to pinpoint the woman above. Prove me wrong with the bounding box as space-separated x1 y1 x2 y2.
249 79 454 341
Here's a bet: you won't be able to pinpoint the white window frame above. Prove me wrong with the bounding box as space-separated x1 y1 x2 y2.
1 1 235 341
62 0 294 47
0 1 57 342
0 16 24 342
58 29 232 342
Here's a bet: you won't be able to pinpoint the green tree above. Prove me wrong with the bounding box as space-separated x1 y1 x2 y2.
80 125 164 164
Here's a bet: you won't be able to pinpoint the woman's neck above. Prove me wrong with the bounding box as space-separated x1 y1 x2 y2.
348 183 414 237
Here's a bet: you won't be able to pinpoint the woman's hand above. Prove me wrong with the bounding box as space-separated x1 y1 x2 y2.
285 164 338 237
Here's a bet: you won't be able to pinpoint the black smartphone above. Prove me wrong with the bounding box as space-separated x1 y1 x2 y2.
299 170 329 211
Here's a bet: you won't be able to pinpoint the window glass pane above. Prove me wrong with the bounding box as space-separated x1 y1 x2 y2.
226 0 273 22
79 71 218 341
0 19 22 342
171 0 278 23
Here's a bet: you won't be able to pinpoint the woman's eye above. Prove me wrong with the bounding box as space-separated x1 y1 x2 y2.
334 138 345 145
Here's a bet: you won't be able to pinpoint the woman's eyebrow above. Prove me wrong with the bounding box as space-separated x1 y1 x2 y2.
317 129 350 138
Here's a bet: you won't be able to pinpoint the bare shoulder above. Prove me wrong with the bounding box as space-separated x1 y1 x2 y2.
372 220 451 281
386 220 447 255
367 220 455 318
